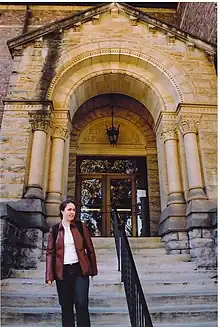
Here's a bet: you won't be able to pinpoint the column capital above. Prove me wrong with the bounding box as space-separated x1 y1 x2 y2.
178 115 201 136
52 125 68 140
29 110 51 133
161 123 178 142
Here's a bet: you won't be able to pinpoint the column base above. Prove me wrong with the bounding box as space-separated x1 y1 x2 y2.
167 192 185 206
161 231 190 255
159 203 187 236
45 192 62 227
188 188 208 201
24 185 44 200
187 199 217 268
159 203 189 255
188 228 217 268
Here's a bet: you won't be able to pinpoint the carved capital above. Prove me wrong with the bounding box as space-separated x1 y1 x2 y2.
29 110 51 133
52 125 68 140
178 116 201 136
161 124 178 142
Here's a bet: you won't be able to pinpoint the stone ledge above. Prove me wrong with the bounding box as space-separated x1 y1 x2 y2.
0 199 49 232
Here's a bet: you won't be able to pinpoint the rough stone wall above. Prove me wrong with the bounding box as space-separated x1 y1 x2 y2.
0 107 31 200
198 115 218 201
147 154 161 236
178 2 217 44
0 7 24 126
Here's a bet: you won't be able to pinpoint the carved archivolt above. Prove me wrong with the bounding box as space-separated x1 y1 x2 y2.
47 47 184 102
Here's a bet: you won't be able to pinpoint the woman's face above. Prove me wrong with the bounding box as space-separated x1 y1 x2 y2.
61 202 76 223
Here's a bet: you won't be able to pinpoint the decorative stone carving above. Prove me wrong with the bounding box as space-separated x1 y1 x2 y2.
92 14 100 25
52 125 68 140
29 111 51 133
12 47 23 57
167 33 175 44
111 7 119 18
34 38 43 48
130 15 138 26
148 24 157 34
178 116 201 136
187 42 195 51
161 124 177 142
73 22 82 32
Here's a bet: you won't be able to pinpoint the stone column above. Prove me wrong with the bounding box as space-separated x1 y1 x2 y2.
178 115 216 267
179 116 207 201
161 125 185 205
159 123 188 255
45 125 68 226
25 111 51 199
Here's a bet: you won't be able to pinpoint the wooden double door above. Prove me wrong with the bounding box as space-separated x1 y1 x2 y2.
77 173 137 236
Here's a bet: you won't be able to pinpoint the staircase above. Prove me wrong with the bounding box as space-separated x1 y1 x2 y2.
1 237 217 327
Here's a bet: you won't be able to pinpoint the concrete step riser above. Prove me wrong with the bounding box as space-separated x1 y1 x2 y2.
1 309 217 325
8 271 217 284
0 324 217 327
2 293 217 308
1 312 130 325
1 282 217 294
95 248 167 255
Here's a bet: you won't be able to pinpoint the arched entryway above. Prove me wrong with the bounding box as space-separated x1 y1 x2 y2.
67 94 160 237
45 43 186 235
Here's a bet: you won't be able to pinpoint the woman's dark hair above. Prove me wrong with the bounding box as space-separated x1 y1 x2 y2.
59 199 77 219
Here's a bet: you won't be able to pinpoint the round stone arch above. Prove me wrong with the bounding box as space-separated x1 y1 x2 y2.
47 42 197 123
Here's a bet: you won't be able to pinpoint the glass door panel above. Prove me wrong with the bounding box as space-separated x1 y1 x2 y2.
109 177 136 237
80 178 103 236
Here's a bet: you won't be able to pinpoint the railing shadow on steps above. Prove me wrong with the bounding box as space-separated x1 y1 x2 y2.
111 203 153 327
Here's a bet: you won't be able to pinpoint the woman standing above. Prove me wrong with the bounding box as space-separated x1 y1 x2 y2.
46 199 98 327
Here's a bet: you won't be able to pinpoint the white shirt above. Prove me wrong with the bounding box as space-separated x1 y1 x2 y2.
62 221 79 265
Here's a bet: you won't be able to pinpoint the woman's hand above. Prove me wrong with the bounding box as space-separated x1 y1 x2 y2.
47 280 54 285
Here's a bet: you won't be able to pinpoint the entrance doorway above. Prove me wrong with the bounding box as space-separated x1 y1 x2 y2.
75 157 150 237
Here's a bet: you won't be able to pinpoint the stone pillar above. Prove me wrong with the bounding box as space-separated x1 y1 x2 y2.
179 115 216 267
25 111 51 200
161 125 185 205
179 116 207 201
159 123 188 255
45 125 68 226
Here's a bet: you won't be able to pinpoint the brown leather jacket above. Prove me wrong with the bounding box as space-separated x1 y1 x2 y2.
45 221 98 282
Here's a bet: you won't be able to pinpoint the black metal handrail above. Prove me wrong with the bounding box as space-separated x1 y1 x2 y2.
111 204 153 327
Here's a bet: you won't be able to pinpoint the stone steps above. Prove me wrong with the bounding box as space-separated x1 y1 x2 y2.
9 267 217 281
1 237 217 327
1 277 217 293
1 304 217 324
1 324 217 327
1 290 217 307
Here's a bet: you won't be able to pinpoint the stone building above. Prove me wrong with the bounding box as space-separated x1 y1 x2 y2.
0 2 217 272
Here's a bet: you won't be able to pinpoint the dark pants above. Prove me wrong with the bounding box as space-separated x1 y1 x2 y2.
56 263 91 327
